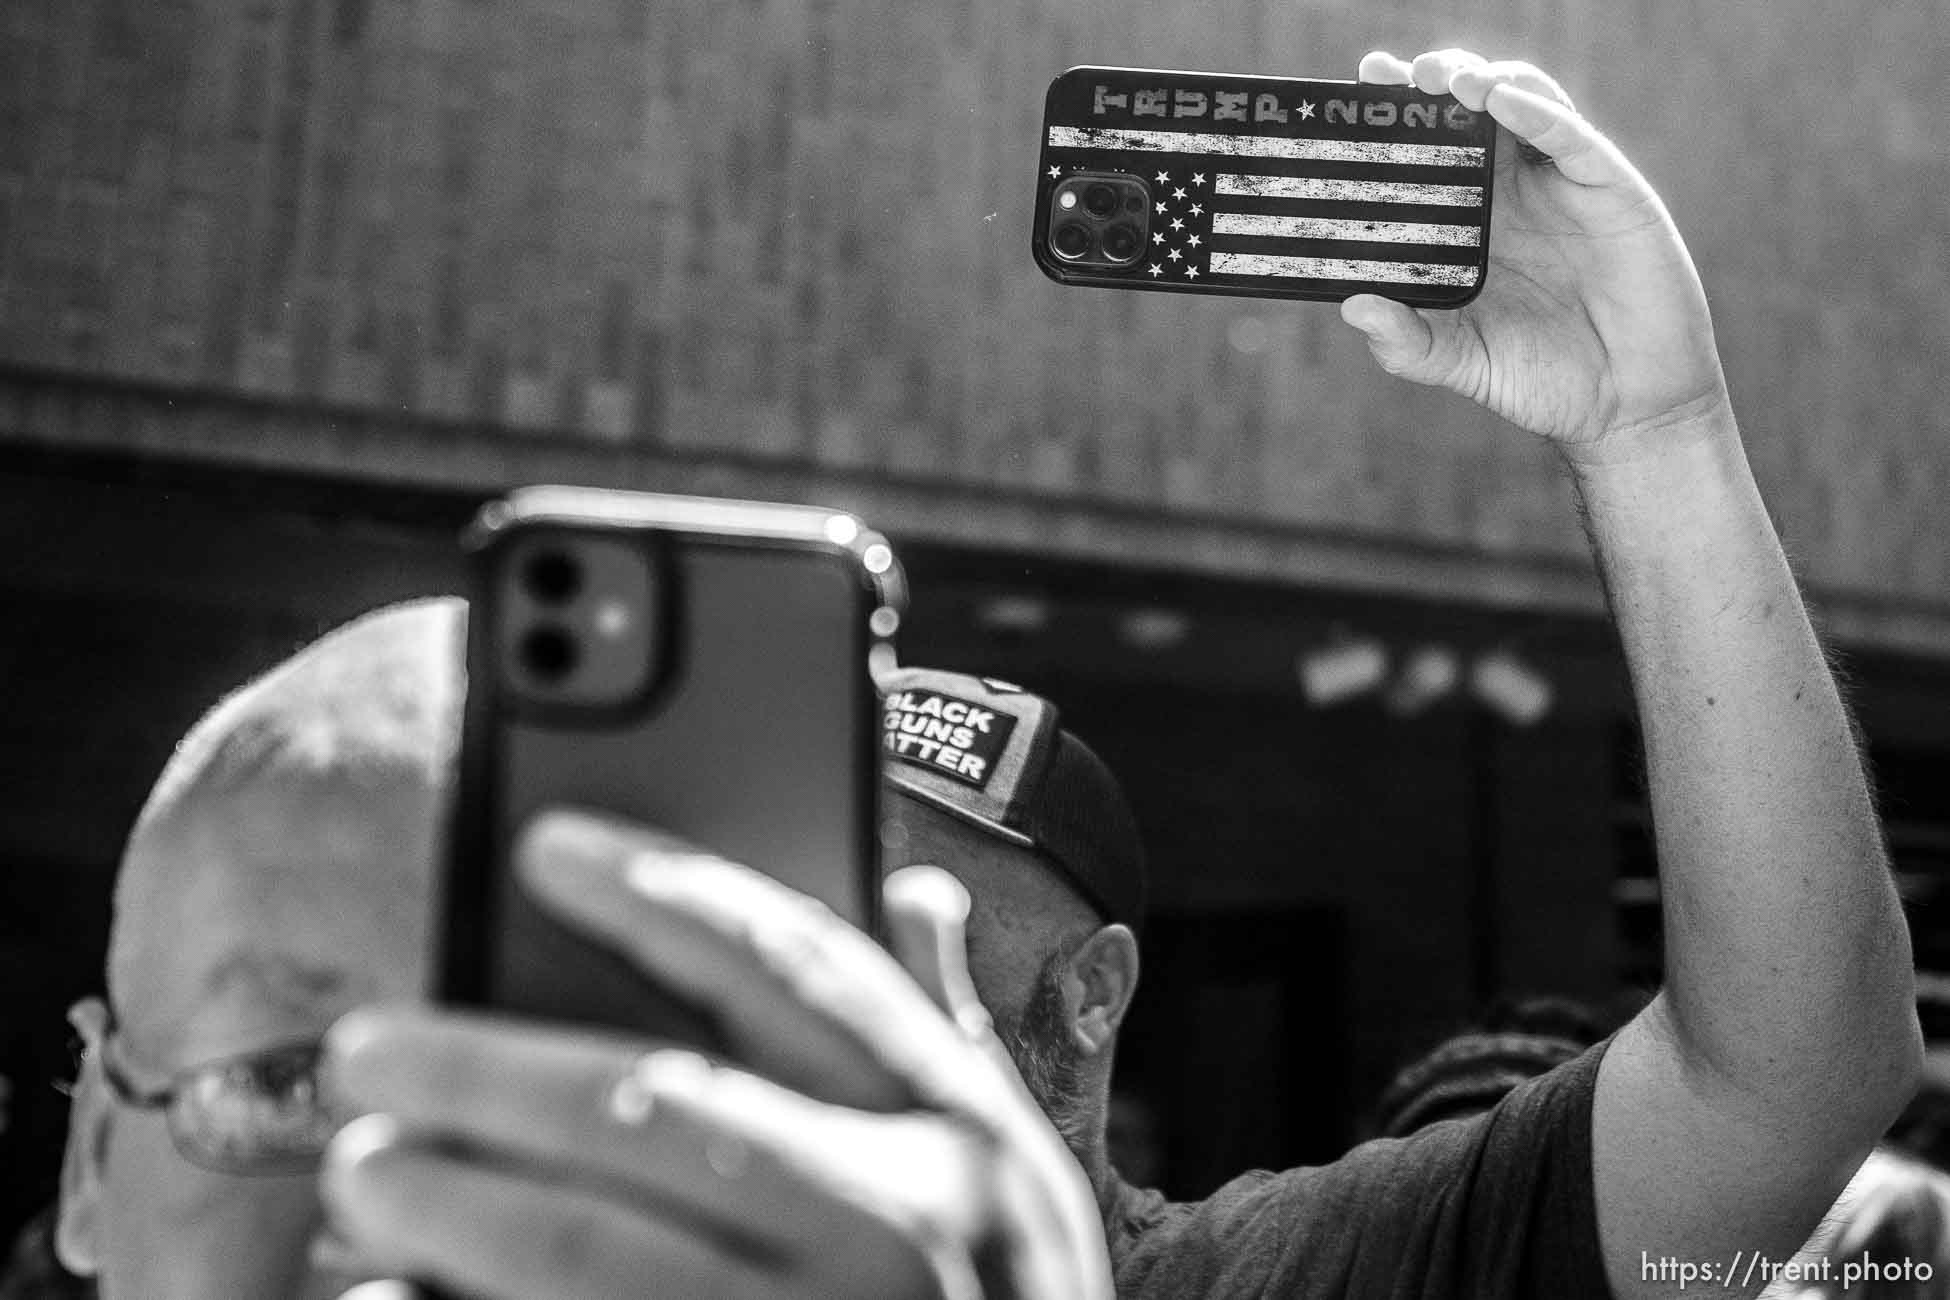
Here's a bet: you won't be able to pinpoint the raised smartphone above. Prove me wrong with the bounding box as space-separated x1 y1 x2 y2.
437 486 903 1043
1033 65 1496 307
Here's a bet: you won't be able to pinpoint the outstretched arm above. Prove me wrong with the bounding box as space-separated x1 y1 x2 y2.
1349 49 1920 1300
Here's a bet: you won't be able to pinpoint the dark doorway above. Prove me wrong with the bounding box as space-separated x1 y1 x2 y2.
1114 907 1348 1199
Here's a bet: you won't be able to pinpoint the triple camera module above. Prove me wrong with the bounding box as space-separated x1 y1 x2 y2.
1047 172 1149 268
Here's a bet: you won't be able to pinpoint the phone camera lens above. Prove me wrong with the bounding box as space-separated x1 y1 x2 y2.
519 624 580 683
1052 223 1091 259
522 550 582 606
1083 184 1118 218
1125 192 1146 214
1102 224 1141 261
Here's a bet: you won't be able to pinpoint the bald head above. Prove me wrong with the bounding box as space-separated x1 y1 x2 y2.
109 598 465 1044
127 597 464 844
66 598 467 1300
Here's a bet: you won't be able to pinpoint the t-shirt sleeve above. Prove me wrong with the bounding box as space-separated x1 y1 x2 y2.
1113 1037 1615 1300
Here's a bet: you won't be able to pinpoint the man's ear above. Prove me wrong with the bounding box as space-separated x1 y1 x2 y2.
55 998 110 1278
1064 924 1140 1058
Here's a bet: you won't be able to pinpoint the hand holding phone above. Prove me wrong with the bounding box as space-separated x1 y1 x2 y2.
324 820 1116 1300
1341 49 1728 454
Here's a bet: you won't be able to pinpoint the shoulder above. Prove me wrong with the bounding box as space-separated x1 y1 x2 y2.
1109 1165 1337 1298
1109 1042 1614 1300
1108 1134 1481 1297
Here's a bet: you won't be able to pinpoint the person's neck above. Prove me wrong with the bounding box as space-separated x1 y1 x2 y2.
1062 1130 1131 1228
1076 1138 1110 1202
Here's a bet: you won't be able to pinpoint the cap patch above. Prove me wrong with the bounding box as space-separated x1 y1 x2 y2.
883 688 1018 789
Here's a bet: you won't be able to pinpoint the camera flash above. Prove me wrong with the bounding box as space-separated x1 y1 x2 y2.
594 599 632 639
1058 191 1078 210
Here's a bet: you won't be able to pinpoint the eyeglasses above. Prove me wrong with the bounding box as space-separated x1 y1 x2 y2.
88 1006 340 1176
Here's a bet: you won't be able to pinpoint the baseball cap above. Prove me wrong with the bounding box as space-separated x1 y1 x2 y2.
880 666 1146 931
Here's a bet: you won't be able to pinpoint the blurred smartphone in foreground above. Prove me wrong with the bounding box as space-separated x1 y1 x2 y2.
437 486 903 1044
1033 64 1496 307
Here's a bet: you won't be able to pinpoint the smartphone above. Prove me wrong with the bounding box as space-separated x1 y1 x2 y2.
1033 65 1496 307
437 486 904 1045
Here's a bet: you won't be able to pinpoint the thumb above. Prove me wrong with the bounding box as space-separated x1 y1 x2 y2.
882 865 993 1042
1340 294 1474 389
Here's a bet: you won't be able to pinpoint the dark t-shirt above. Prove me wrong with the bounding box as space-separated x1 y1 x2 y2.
1108 1039 1614 1299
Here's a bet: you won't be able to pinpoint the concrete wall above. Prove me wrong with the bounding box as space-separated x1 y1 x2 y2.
2 0 1945 636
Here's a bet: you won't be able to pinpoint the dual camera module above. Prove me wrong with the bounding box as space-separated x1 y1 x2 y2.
516 548 584 683
1047 172 1149 268
501 535 659 708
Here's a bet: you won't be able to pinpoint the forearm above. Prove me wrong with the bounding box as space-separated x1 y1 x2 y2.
1573 404 1919 1117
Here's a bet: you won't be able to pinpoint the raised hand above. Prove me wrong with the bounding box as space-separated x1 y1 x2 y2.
1344 49 1730 459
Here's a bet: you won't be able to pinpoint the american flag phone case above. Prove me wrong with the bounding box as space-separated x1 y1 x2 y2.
1033 66 1497 308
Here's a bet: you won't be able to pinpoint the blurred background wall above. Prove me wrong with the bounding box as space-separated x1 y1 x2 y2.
1 0 1946 637
3 0 1949 1237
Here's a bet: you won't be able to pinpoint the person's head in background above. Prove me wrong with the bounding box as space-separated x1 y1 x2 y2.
1777 1148 1950 1300
1367 995 1628 1140
55 599 464 1300
876 668 1146 1190
1740 1033 1950 1298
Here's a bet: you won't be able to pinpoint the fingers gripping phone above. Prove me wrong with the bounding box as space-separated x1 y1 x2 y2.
438 487 904 1045
1033 65 1496 306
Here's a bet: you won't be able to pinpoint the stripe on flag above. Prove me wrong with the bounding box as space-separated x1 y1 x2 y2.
1045 125 1484 168
1209 213 1481 247
1214 174 1482 207
1206 253 1482 285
